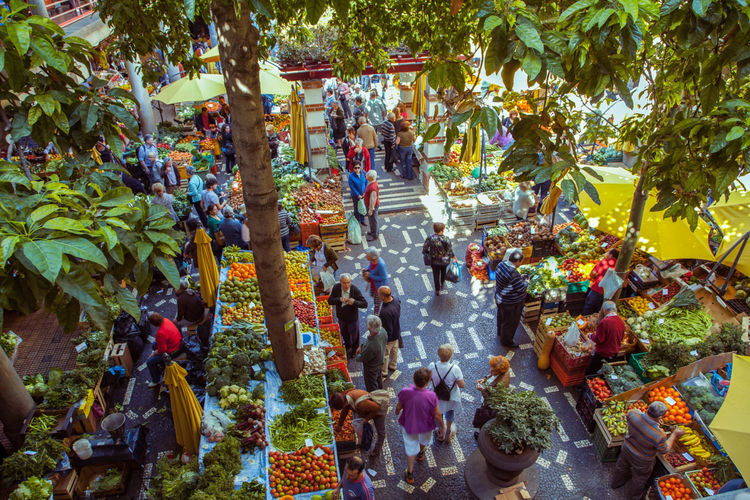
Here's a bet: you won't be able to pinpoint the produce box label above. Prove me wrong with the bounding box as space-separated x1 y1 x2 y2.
664 396 676 406
313 447 325 457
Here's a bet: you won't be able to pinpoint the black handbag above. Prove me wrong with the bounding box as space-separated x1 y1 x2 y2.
422 252 432 266
472 405 496 428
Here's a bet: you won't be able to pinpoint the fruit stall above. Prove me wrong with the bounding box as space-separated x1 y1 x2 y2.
150 247 350 499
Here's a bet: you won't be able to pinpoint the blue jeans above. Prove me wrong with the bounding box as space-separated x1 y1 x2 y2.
367 148 376 170
281 234 291 252
399 146 414 179
443 410 454 423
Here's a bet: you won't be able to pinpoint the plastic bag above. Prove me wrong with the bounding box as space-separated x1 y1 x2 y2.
600 267 624 299
563 322 581 347
320 268 336 293
347 213 362 245
357 198 367 215
446 261 461 283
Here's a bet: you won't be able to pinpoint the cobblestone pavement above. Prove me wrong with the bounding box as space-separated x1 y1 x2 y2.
116 208 632 499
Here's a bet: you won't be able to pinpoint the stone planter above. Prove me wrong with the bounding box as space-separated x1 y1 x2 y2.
477 421 540 486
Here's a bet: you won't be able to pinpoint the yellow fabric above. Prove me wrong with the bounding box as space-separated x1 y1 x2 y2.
290 90 307 164
259 69 293 95
576 166 717 261
710 354 750 481
460 126 481 163
164 362 203 455
711 189 750 278
200 46 220 62
411 75 426 117
195 228 219 307
152 74 227 104
540 185 562 215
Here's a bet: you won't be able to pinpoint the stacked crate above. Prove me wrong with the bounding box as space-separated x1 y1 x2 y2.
320 221 347 253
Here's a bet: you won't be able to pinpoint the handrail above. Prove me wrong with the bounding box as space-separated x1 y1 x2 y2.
46 0 97 28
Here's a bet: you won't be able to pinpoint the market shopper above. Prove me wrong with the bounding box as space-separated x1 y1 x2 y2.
365 89 388 135
472 355 511 438
381 113 397 173
512 181 537 220
346 139 372 173
422 222 457 295
161 157 181 194
585 301 626 374
267 124 280 159
494 251 529 348
330 102 347 159
174 277 207 330
337 79 352 119
146 151 163 185
348 161 368 225
331 456 375 499
377 286 401 378
582 249 620 315
151 182 178 222
218 96 231 123
330 390 386 460
219 206 247 249
429 344 465 442
352 97 366 130
342 127 357 168
356 315 387 392
276 204 294 252
186 165 207 226
364 170 380 241
220 124 236 174
396 367 445 485
328 274 368 358
362 247 388 314
395 121 417 180
201 175 225 213
146 313 185 388
611 402 685 499
136 134 158 189
205 203 223 241
357 117 378 168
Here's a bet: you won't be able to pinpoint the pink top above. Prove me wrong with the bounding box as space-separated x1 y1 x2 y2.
398 384 438 434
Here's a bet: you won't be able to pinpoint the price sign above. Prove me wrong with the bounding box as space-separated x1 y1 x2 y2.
367 468 378 477
690 350 698 356
642 339 651 344
705 488 714 495
664 396 676 406
305 438 314 447
658 318 664 325
314 447 325 457
252 364 261 372
716 296 727 308
327 350 336 358
610 375 619 380
662 288 669 296
546 317 553 326
682 452 693 461
601 242 609 248
75 341 88 353
648 302 656 309
23 450 37 456
666 495 673 500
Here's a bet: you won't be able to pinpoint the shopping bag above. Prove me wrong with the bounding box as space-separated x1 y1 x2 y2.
600 267 624 299
445 261 461 283
347 213 362 245
562 322 581 347
320 268 336 293
357 198 367 215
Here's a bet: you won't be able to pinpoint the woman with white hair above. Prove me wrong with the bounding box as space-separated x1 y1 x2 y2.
362 247 388 314
364 170 380 241
346 137 371 172
151 182 177 222
356 314 387 391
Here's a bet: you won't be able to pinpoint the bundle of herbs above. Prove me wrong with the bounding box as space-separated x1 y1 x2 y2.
698 322 744 357
1 414 66 489
279 374 326 405
325 368 354 394
205 323 270 397
269 399 332 452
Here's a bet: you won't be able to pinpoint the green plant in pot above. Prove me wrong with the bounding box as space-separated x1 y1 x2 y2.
477 384 560 486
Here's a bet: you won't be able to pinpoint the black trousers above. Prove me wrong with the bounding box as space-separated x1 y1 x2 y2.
340 318 360 356
496 302 525 345
224 153 236 173
193 201 208 226
431 264 447 291
383 141 394 172
363 364 383 392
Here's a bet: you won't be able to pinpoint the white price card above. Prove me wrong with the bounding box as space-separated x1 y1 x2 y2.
690 350 698 356
23 450 37 455
666 495 673 500
252 364 260 372
327 350 336 358
658 318 665 325
546 317 553 326
314 447 325 457
75 341 87 352
601 242 609 248
664 396 677 406
610 375 619 380
305 438 314 447
642 339 651 344
367 469 378 477
662 288 669 296
648 302 656 309
682 452 693 461
705 488 714 495
716 296 727 308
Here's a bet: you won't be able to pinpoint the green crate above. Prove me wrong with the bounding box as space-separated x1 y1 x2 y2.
566 280 590 294
593 424 621 463
628 352 657 384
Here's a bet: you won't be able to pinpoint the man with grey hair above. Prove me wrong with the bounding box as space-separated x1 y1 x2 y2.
136 133 158 188
356 315 387 391
585 300 626 374
364 170 380 241
186 164 207 226
219 205 247 249
494 250 529 348
363 247 388 314
357 116 377 168
611 401 684 498
328 273 368 358
381 111 397 172
175 276 207 330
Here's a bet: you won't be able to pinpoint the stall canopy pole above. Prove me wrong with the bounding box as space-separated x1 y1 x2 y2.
479 128 485 193
703 230 750 296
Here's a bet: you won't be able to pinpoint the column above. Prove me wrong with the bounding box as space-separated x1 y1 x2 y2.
208 23 219 47
29 0 48 17
399 72 416 120
420 83 447 190
301 79 329 174
125 59 157 136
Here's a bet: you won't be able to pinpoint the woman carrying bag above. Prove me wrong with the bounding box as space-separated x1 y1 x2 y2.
422 222 457 296
306 235 339 293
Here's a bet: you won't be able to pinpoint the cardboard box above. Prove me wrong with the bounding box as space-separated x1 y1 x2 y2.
494 482 531 500
109 342 133 376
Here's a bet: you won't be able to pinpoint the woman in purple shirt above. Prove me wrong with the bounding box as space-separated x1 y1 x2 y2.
396 367 445 485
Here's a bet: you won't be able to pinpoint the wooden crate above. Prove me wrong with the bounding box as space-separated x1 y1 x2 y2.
320 221 347 236
322 234 346 253
523 298 542 325
108 343 133 376
52 469 78 500
75 463 129 497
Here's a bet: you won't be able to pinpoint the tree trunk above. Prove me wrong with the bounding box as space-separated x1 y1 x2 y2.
0 348 35 449
212 2 303 380
612 172 648 299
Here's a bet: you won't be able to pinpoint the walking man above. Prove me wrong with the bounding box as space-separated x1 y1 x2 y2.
381 112 397 173
494 251 529 348
378 286 401 379
357 117 378 169
364 170 380 241
328 274 368 358
356 315 387 391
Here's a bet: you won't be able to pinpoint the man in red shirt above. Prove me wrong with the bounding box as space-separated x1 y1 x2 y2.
146 313 184 387
582 248 619 315
364 170 380 242
586 301 625 374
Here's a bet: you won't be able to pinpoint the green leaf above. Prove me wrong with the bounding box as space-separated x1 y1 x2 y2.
52 110 70 134
330 0 348 18
306 0 326 23
250 0 275 18
484 15 503 31
0 50 5 73
726 126 744 142
133 261 151 293
184 0 195 20
57 268 102 307
515 17 544 53
485 33 508 75
26 16 66 36
451 109 474 127
478 107 499 136
446 63 465 92
618 0 639 19
581 166 605 182
560 178 578 203
26 204 59 230
42 217 90 233
56 237 108 267
581 180 601 205
0 235 20 266
691 0 711 17
559 0 597 21
27 106 42 126
100 226 118 250
29 36 68 73
136 241 154 262
660 0 682 15
20 240 62 282
114 286 140 321
99 186 135 207
0 169 32 188
708 135 727 153
586 8 615 30
423 123 441 142
154 255 180 288
6 21 32 56
83 103 99 132
521 52 542 80
35 94 56 116
501 60 520 91
715 167 736 194
106 217 130 230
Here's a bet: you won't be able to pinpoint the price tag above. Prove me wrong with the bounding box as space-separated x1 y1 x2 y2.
530 227 536 234
327 350 336 358
648 302 656 309
252 364 260 372
682 452 693 461
716 296 727 308
705 488 714 495
75 342 87 353
314 447 325 457
305 438 314 447
546 317 553 326
610 375 619 380
642 339 651 344
658 318 664 325
664 396 676 406
23 450 37 455
690 350 698 356
662 288 669 296
666 495 673 500
601 242 609 248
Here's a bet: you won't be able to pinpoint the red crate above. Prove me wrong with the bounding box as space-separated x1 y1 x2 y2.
552 336 592 370
551 355 586 387
327 361 351 381
300 222 320 247
324 346 346 365
319 323 343 347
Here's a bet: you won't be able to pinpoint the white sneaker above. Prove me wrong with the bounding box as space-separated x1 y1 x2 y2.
147 381 160 388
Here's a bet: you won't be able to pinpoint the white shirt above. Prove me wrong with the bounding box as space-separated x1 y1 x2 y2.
513 187 535 219
429 361 464 414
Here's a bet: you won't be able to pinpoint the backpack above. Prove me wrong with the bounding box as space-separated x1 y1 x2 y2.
349 390 390 416
433 364 455 401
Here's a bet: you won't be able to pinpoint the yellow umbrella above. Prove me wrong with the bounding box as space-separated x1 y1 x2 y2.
289 89 307 164
577 166 717 261
152 74 226 105
411 74 427 117
460 126 481 163
200 45 220 63
195 228 219 307
164 361 203 455
711 189 750 277
199 51 292 94
710 354 750 481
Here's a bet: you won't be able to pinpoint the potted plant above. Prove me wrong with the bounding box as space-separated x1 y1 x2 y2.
477 385 559 486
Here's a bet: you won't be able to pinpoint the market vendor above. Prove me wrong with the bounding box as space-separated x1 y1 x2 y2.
512 181 536 220
175 277 207 329
611 402 684 499
194 106 216 138
582 248 619 315
585 300 625 374
306 235 338 292
330 388 386 459
146 313 185 388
